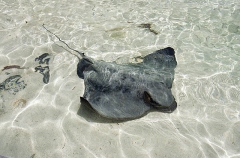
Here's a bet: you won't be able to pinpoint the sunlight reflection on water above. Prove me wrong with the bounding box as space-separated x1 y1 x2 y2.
0 0 240 158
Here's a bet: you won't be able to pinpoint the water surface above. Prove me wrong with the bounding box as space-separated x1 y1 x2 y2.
0 0 240 158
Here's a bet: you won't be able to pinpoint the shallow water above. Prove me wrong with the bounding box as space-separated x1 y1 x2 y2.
0 0 240 158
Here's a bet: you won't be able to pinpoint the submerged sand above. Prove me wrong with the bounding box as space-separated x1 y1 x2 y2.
0 0 240 158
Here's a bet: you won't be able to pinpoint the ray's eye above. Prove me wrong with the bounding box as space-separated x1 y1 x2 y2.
143 91 159 106
143 91 163 108
143 91 152 103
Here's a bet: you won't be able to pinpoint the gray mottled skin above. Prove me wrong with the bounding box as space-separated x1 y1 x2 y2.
78 47 177 120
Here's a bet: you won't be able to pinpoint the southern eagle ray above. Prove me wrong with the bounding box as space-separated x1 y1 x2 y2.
43 25 177 120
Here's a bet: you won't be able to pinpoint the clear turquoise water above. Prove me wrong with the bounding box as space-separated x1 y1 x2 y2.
0 0 240 158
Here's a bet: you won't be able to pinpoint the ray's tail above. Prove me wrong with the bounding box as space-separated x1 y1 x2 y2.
42 24 84 59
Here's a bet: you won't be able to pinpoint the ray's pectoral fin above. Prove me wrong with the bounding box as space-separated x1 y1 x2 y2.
143 47 177 69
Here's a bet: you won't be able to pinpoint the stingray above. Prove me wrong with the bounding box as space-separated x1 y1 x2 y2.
43 25 177 120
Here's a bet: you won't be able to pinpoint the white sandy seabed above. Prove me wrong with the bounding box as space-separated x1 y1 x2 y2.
0 0 240 158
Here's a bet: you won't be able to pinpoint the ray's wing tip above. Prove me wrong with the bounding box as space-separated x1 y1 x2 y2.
160 47 175 56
